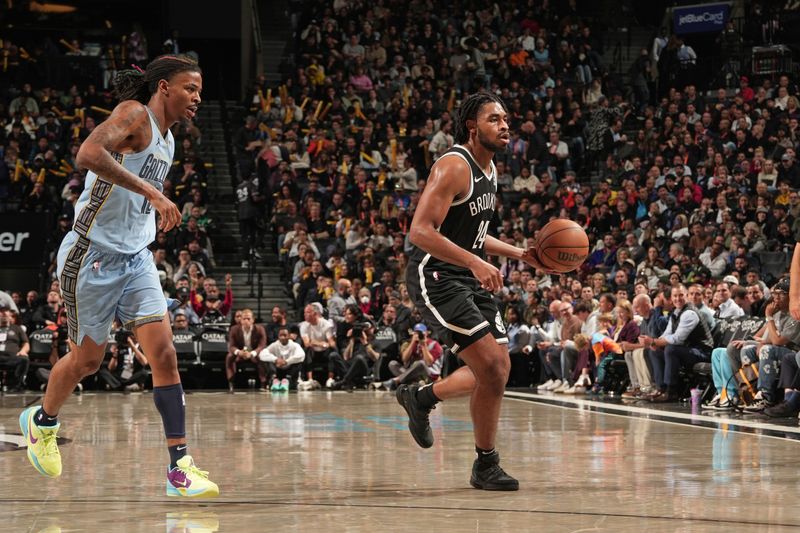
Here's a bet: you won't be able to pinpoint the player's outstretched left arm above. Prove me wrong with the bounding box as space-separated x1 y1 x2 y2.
75 100 181 231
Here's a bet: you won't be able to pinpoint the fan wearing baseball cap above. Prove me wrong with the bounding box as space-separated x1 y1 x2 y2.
741 279 800 414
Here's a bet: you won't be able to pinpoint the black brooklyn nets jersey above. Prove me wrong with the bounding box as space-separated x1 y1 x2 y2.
409 144 497 275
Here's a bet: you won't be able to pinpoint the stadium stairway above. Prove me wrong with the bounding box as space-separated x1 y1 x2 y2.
572 0 656 184
600 13 656 184
602 25 654 85
194 101 294 321
259 0 292 85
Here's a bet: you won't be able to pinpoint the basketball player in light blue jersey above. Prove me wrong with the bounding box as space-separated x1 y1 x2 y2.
19 55 218 498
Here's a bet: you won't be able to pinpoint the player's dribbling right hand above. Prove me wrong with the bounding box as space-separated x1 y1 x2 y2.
521 244 560 275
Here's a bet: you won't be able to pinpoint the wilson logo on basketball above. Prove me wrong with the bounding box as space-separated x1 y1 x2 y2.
557 251 587 262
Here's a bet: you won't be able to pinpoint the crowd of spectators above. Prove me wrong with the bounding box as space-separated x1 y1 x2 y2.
221 0 800 402
4 0 800 407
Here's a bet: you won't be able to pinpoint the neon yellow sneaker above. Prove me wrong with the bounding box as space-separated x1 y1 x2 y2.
166 455 219 498
19 406 62 478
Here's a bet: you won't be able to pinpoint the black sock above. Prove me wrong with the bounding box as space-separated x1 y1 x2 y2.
168 444 188 470
35 407 58 427
415 383 440 409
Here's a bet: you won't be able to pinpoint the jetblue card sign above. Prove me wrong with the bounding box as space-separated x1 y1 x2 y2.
674 2 730 34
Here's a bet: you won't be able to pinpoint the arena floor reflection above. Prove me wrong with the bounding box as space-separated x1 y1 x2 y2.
2 390 800 532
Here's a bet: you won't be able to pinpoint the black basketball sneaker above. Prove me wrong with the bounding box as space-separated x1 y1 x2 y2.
470 450 519 491
396 384 435 448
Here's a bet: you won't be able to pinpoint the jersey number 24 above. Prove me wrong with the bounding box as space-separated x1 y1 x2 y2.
472 220 489 249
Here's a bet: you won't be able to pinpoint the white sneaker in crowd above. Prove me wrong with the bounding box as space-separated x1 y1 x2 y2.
743 397 771 413
537 379 554 391
710 396 738 410
554 381 571 393
545 379 563 391
703 393 721 409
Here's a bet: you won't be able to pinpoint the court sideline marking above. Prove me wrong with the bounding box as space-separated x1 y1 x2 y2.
505 391 800 443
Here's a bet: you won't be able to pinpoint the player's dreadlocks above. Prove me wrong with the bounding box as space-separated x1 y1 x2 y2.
112 54 201 104
453 91 508 144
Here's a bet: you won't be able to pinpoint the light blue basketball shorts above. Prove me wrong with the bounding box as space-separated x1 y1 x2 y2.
57 231 167 346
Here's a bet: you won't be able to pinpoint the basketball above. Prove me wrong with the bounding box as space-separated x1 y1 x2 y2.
533 219 589 273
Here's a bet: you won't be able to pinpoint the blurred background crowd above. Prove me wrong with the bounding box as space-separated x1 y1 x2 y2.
2 1 800 407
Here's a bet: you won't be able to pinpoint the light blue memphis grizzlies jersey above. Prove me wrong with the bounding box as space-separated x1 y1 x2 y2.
72 107 174 254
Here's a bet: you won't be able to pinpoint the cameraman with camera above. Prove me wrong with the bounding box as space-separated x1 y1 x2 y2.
98 326 150 392
330 304 375 389
378 323 443 391
369 304 401 383
170 285 201 325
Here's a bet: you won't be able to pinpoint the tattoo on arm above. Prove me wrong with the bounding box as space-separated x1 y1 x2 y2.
76 101 155 199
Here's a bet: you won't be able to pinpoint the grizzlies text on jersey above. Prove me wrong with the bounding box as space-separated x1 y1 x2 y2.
72 106 174 254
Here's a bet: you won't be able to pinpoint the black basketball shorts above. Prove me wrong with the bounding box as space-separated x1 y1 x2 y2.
406 258 508 354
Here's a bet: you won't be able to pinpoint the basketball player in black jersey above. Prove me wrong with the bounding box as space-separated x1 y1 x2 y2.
400 92 549 490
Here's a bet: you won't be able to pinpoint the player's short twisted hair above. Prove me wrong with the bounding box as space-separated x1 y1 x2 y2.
113 54 201 104
453 91 508 144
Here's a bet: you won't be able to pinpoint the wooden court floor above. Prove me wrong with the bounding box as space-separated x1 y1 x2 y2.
2 390 800 532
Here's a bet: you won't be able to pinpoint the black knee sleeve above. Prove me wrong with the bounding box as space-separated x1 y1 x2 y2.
153 383 186 438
